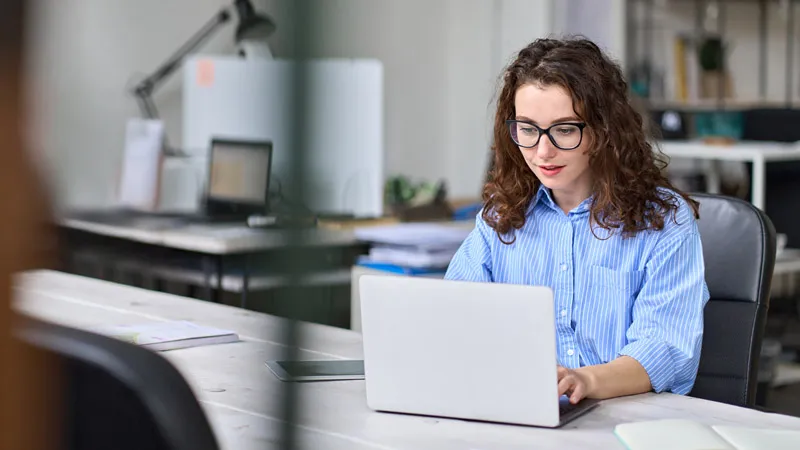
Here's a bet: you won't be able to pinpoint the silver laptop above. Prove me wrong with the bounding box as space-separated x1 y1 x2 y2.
358 274 599 428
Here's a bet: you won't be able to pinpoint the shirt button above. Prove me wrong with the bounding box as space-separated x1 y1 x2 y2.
560 264 567 271
560 309 567 317
567 349 575 356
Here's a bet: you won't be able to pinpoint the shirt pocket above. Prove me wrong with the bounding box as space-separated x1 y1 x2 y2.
577 265 646 364
586 264 645 297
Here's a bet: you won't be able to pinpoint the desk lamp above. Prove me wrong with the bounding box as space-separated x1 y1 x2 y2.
130 0 276 156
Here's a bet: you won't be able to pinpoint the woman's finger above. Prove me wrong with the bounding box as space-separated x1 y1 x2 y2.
569 379 586 404
557 366 569 380
558 374 575 397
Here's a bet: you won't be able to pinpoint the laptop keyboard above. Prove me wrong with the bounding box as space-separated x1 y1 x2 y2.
559 401 580 416
558 397 601 423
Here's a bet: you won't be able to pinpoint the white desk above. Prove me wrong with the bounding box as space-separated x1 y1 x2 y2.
59 216 366 310
13 270 800 450
658 140 800 211
60 217 359 254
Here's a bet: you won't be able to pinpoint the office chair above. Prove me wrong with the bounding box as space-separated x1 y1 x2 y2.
689 193 777 407
16 316 220 450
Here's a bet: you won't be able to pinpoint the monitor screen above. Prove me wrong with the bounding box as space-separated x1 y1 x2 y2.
207 140 271 205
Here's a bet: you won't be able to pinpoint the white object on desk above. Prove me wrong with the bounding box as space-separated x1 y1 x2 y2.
349 265 447 332
181 56 384 218
659 140 800 211
366 245 457 268
89 320 239 352
117 118 164 210
14 270 800 450
713 425 800 450
353 222 472 250
615 419 733 449
614 418 800 450
359 275 584 428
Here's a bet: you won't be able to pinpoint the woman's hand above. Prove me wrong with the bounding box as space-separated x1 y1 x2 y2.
557 357 653 402
557 365 596 404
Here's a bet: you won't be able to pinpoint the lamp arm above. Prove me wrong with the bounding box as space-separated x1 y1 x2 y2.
132 8 232 118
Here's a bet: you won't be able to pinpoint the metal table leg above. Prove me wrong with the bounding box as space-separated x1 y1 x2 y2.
216 255 224 303
203 255 215 302
241 254 250 309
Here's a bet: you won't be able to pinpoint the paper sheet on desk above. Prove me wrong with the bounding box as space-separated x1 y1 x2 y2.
353 223 472 250
367 245 457 268
117 118 164 210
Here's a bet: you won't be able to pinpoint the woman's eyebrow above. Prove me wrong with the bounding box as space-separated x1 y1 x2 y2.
514 115 579 124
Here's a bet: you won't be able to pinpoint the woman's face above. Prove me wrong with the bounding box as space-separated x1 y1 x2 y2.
512 83 593 208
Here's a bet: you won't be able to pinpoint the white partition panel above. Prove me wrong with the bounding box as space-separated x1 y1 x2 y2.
171 56 384 217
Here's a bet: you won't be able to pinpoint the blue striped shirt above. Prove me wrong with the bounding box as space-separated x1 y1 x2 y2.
445 185 710 395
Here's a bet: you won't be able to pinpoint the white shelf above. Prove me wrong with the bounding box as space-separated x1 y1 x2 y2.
658 140 800 162
774 362 800 388
648 99 791 112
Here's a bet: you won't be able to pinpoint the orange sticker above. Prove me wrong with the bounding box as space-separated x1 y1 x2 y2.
197 59 215 87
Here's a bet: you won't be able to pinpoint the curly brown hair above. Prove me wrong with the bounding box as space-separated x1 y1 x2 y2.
483 36 699 243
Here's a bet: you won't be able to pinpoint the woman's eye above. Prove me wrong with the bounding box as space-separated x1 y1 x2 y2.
555 127 574 135
520 127 536 135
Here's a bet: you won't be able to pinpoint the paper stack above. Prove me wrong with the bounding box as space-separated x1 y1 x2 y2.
353 223 472 274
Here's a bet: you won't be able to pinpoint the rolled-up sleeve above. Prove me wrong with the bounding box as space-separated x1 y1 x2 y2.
619 231 710 394
444 213 494 283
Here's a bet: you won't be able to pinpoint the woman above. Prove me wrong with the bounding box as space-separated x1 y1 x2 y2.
445 37 709 404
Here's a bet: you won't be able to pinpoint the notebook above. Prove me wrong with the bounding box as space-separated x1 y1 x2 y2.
614 419 800 450
117 118 164 211
90 320 240 351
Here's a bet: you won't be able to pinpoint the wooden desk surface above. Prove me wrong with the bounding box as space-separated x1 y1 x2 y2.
13 270 800 450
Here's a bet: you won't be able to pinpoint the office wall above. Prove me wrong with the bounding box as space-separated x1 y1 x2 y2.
297 0 556 201
24 0 557 209
556 0 627 64
24 0 257 209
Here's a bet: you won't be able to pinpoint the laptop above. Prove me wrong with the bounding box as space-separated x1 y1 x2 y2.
65 138 276 228
195 137 273 223
358 274 600 428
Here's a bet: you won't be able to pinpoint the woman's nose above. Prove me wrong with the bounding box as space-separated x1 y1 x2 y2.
536 135 558 159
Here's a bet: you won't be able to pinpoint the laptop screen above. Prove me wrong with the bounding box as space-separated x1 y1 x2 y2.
207 139 271 206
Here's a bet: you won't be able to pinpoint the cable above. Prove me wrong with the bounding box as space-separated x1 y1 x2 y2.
268 177 315 217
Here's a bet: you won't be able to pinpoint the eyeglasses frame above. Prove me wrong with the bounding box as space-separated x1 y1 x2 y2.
505 119 587 150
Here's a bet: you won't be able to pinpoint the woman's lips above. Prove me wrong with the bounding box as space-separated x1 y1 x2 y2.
538 164 565 176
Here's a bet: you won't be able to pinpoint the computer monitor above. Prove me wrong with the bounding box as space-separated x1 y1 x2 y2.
204 138 272 218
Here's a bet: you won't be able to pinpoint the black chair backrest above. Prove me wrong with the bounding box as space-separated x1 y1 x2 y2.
690 193 776 407
16 316 220 450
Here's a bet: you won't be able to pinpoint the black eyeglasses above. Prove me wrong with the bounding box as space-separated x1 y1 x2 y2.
506 120 587 150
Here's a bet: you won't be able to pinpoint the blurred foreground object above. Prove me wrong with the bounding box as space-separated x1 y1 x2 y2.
0 0 61 448
16 316 220 450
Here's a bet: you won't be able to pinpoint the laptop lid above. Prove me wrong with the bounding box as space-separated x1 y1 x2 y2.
358 275 565 427
204 138 272 217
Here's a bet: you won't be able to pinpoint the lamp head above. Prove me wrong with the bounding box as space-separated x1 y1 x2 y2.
233 0 276 42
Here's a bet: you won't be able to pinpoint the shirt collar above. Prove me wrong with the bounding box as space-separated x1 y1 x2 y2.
532 184 593 215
